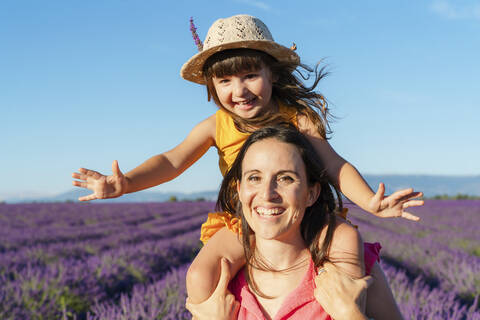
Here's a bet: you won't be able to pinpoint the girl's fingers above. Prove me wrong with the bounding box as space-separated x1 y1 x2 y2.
388 188 415 201
403 200 424 208
373 183 385 203
404 191 423 200
79 168 103 179
400 211 420 221
71 172 84 180
112 160 123 177
72 180 87 188
78 193 97 201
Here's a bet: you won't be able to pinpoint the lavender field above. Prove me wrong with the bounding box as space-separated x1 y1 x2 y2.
0 200 479 319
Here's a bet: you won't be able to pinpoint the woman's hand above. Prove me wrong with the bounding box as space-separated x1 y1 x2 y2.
314 262 372 320
186 258 240 320
368 182 424 221
72 160 128 201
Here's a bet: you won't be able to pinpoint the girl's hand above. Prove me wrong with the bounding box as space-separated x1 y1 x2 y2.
186 258 240 320
368 183 424 221
314 262 372 320
71 160 128 201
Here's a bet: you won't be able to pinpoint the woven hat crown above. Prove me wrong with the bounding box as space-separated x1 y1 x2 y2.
181 14 299 84
203 15 274 50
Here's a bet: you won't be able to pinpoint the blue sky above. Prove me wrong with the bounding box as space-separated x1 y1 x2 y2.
1 0 479 200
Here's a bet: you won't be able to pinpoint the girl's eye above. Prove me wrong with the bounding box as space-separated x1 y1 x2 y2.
218 79 230 84
245 73 258 79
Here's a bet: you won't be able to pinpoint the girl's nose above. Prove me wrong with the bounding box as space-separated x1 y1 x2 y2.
232 79 247 97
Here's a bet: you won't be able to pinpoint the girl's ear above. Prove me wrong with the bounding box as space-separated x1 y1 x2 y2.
271 71 279 83
236 179 241 193
307 183 321 207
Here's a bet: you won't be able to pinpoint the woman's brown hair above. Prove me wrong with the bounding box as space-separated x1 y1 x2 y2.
216 124 342 297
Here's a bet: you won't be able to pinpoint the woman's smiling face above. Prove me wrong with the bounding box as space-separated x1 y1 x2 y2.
237 138 319 241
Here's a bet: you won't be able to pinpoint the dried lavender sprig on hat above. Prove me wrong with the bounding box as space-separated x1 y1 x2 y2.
190 17 203 52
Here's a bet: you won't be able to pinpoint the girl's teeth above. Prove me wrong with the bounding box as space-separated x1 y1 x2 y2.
238 98 254 105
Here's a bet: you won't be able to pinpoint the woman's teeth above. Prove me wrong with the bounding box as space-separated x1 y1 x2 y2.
255 207 284 216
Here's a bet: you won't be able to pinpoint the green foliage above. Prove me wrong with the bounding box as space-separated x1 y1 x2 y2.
168 196 177 202
430 193 480 200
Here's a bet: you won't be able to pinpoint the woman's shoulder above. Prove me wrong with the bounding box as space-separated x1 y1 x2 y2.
319 218 364 278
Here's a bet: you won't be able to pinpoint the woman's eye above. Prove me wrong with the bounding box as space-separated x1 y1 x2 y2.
247 175 260 182
278 176 294 183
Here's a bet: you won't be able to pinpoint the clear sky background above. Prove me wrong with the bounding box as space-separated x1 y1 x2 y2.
1 0 479 200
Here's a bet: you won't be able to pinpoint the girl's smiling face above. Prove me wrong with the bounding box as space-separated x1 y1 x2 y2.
212 64 277 119
237 138 319 241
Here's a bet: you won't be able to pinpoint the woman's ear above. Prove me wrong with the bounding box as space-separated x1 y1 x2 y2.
236 179 241 194
307 183 321 207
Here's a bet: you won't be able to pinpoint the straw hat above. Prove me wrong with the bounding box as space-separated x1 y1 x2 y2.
181 14 300 84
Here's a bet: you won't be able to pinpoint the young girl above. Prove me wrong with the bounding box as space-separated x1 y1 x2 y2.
72 14 422 318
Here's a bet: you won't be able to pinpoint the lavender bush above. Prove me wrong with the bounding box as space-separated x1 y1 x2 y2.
0 200 478 319
0 202 213 319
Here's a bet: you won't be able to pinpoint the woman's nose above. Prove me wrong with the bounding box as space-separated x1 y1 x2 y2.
260 180 280 201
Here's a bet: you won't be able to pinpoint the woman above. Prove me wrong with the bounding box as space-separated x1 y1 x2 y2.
187 124 402 319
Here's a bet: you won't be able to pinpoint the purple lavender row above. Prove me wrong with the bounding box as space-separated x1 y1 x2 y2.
381 261 480 319
0 202 214 319
0 202 215 251
84 260 480 320
87 263 191 320
1 230 202 319
0 201 212 268
0 212 207 272
346 200 480 301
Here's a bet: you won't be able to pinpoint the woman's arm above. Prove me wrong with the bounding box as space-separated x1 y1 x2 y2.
314 262 372 320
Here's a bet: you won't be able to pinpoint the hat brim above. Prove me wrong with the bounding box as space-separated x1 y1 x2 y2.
180 40 300 84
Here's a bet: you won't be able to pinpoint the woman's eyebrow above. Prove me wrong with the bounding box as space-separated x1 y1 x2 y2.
242 169 260 176
277 170 299 176
242 169 299 176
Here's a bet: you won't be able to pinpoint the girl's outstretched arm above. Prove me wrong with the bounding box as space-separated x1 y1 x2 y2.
72 115 216 201
297 115 423 221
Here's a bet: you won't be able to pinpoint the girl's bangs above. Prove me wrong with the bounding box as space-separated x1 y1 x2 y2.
204 50 267 78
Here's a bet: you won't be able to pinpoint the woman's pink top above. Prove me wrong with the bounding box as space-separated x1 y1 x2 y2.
227 242 381 320
228 259 331 320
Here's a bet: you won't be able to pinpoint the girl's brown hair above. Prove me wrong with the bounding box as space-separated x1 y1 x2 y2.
216 124 341 297
203 48 332 138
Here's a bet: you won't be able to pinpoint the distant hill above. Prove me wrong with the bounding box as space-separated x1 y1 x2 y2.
363 174 480 198
5 189 219 203
3 174 480 203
